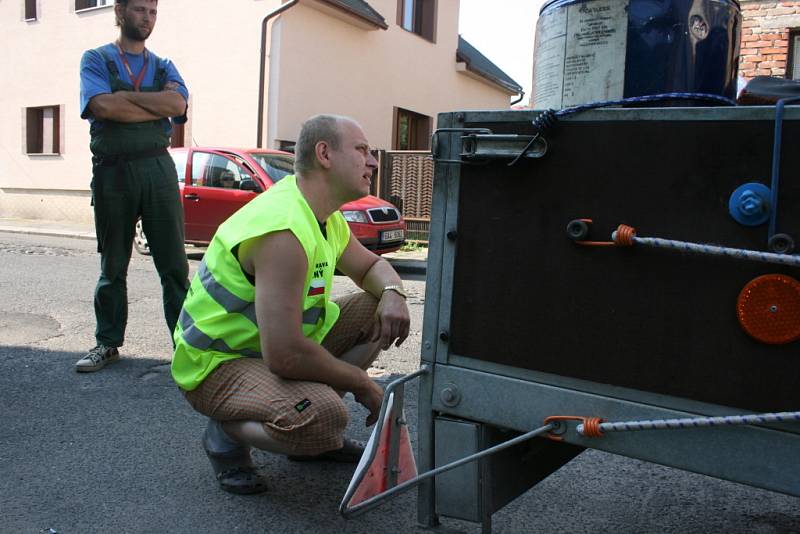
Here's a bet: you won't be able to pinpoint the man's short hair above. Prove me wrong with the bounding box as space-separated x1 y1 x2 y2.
294 115 345 175
115 0 157 26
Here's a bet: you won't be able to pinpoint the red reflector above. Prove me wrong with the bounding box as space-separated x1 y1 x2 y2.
737 274 800 344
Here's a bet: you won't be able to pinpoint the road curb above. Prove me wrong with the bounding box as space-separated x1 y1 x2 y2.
0 226 96 241
387 259 427 275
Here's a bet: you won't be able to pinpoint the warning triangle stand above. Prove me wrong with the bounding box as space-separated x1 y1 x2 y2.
340 369 428 518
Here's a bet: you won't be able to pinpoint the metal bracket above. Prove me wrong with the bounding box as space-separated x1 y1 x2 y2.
461 134 548 160
431 128 493 165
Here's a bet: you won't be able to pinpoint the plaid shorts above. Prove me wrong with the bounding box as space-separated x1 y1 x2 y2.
184 291 379 455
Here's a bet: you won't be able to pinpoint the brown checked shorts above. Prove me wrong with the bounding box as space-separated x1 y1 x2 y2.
183 292 379 455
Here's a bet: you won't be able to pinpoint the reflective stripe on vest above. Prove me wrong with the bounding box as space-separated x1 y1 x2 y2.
303 306 325 325
178 308 262 358
171 176 349 391
197 260 257 325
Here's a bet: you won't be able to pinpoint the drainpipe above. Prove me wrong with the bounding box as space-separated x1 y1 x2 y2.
257 0 300 148
511 91 525 106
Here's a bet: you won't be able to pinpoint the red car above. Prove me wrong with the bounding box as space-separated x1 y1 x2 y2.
134 147 406 255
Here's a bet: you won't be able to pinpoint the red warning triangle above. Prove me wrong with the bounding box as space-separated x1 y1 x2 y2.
345 395 417 508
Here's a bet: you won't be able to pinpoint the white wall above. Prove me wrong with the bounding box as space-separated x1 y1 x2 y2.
272 0 514 148
0 0 514 222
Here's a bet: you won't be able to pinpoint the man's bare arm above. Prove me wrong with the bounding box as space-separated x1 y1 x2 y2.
337 236 410 349
87 93 161 122
118 89 186 118
243 230 384 423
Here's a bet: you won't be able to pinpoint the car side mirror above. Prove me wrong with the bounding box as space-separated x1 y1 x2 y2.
240 178 261 192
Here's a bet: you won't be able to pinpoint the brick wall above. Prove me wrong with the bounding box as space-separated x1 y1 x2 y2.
739 0 800 79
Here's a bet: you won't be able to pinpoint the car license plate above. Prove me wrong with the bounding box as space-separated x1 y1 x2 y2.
381 229 404 243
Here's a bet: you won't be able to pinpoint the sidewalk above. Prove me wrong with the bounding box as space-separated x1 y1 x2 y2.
0 216 97 241
0 216 427 274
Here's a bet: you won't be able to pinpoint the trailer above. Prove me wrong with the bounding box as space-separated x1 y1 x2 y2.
342 104 800 532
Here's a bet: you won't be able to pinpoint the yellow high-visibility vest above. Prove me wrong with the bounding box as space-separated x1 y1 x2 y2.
171 175 350 391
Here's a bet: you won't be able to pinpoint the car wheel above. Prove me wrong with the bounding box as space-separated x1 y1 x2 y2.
133 219 151 256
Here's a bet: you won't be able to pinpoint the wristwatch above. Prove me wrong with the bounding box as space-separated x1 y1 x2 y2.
381 284 407 299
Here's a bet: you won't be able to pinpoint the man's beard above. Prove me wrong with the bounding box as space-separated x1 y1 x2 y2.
121 18 151 41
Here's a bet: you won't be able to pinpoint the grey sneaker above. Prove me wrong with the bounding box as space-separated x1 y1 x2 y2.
75 344 120 373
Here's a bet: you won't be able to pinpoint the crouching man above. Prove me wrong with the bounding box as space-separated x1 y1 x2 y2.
171 115 410 494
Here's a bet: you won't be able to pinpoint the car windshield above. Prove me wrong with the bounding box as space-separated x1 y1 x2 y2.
249 153 294 183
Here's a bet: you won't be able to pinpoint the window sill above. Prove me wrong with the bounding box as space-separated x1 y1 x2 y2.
399 27 435 44
75 5 113 14
24 17 38 22
27 152 61 157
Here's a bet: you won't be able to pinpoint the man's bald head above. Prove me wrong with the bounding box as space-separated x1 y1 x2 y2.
294 115 358 175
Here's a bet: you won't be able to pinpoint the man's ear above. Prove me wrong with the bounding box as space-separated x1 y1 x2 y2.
114 4 125 25
315 140 332 169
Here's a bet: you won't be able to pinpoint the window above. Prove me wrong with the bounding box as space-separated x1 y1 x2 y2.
191 152 253 189
25 0 37 20
393 107 431 150
25 105 61 155
170 150 188 183
75 0 112 11
249 153 294 183
789 30 800 81
276 140 296 153
397 0 436 42
171 123 185 148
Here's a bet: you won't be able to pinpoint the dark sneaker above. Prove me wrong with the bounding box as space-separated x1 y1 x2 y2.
287 438 366 463
203 419 268 495
75 345 119 373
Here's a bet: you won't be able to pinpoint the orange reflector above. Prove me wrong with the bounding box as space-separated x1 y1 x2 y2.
737 274 800 344
345 398 417 508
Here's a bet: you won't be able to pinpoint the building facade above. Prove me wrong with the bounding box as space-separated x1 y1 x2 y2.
739 0 800 80
3 0 521 223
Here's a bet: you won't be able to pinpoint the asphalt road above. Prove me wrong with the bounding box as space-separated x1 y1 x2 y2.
1 232 799 534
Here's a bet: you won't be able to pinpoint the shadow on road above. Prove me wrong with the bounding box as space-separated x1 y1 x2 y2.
0 346 424 533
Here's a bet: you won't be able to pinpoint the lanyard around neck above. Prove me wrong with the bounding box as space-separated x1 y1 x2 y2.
115 41 149 92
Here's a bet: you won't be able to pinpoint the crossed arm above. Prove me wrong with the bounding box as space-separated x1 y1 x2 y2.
88 84 186 123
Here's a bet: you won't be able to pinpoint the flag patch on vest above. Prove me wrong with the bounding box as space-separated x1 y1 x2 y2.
295 399 312 413
307 279 325 296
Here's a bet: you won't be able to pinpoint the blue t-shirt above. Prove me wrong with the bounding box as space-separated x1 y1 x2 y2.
79 43 189 127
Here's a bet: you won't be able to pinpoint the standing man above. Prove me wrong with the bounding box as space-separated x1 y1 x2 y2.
171 115 411 494
77 0 190 372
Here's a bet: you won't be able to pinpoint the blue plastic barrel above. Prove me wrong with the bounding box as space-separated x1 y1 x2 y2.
532 0 741 109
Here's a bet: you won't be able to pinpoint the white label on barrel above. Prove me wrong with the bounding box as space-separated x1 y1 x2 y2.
532 7 568 109
533 0 629 109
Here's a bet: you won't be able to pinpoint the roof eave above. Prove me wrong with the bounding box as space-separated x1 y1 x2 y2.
456 53 522 95
318 0 388 29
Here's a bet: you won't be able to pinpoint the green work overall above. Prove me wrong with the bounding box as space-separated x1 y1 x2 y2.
90 51 189 348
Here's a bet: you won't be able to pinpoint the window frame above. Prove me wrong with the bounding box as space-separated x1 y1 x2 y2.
396 0 437 43
789 30 800 81
392 107 432 151
24 105 62 156
24 0 37 21
74 0 113 13
190 151 254 189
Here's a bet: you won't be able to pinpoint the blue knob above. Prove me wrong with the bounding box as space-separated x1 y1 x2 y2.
729 183 771 226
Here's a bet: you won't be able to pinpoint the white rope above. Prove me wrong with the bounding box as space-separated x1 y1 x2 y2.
576 411 800 435
611 231 800 267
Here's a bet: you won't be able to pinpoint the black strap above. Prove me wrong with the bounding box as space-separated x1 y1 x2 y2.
96 147 168 167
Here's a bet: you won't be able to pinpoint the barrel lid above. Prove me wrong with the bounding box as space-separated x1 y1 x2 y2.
539 0 740 16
